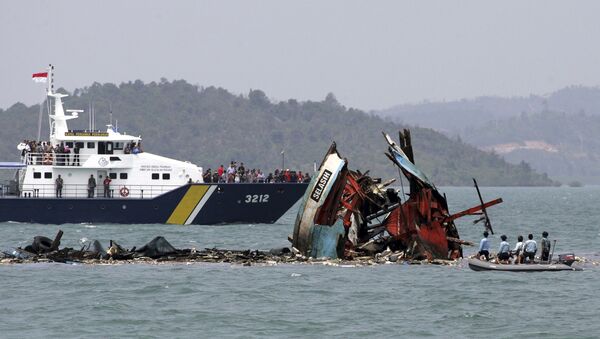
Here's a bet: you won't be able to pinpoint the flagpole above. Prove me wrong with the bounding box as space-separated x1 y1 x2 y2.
36 101 43 141
46 65 53 139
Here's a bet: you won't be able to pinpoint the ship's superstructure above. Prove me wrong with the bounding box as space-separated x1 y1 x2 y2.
18 65 202 199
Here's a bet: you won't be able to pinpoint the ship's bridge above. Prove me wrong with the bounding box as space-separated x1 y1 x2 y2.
25 125 144 168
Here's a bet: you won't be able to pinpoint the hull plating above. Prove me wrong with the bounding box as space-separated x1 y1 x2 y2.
0 183 308 225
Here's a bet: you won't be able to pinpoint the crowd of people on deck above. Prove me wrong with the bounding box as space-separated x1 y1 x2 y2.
201 161 311 183
477 231 552 264
19 139 144 166
123 141 143 154
20 140 77 166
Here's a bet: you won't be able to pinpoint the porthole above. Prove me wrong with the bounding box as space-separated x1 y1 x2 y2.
153 205 159 210
100 205 106 210
68 205 74 210
46 205 52 210
122 204 127 210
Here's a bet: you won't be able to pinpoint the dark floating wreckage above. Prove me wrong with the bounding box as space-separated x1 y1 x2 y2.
1 229 297 265
292 129 503 261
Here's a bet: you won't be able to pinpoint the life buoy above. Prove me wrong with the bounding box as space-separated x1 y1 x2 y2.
119 186 130 197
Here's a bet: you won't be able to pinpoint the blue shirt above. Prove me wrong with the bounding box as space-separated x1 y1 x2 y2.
479 237 490 252
499 241 510 253
524 239 537 253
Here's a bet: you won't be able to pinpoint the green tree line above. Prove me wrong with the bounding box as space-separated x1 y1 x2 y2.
0 79 556 186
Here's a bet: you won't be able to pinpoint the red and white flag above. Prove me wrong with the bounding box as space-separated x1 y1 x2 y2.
32 72 48 83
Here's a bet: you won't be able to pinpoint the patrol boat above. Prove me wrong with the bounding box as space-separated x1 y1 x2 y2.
0 65 308 225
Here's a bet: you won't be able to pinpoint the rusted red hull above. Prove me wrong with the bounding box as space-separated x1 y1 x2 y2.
291 130 503 261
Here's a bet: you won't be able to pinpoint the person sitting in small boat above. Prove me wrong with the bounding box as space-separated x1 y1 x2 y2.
521 233 537 263
497 235 510 263
540 231 551 262
478 231 491 261
511 235 524 264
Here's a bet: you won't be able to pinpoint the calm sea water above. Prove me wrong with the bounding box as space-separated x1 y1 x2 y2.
1 186 599 338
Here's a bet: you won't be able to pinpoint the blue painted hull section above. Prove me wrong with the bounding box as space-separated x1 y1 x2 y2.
0 183 308 225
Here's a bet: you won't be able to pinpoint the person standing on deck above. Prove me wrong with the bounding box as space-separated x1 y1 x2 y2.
226 162 236 183
88 174 97 198
103 176 112 198
55 174 63 198
72 144 80 166
478 231 491 261
540 231 551 262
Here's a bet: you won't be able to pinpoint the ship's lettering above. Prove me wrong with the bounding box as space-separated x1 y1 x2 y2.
64 131 109 137
140 165 173 172
244 194 270 203
310 170 332 202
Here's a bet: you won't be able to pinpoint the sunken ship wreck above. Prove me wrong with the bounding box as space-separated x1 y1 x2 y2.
292 130 503 260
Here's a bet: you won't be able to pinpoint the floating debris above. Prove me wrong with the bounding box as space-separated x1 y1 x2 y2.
0 230 465 266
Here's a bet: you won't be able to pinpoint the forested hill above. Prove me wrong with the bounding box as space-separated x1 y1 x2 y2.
0 80 555 186
377 86 600 136
462 110 600 184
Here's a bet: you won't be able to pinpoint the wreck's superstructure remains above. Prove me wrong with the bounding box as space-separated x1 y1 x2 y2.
292 130 502 260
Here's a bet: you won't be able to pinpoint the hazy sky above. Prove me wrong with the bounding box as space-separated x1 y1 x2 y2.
1 1 600 111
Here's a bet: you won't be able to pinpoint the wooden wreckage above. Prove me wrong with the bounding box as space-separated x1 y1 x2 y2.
292 129 503 261
1 229 302 266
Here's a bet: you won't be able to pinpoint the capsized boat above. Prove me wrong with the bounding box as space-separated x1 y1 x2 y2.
292 143 348 258
0 65 308 225
468 254 581 272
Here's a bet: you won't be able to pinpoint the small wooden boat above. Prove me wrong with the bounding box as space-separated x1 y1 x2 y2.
468 258 582 272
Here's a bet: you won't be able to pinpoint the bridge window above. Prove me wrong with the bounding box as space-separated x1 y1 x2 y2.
114 142 124 150
109 173 117 179
162 173 170 180
120 173 128 180
152 173 159 180
44 172 52 179
87 142 95 149
66 142 74 148
75 142 84 149
33 172 41 179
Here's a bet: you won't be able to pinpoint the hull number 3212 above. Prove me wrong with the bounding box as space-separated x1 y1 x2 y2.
244 194 270 203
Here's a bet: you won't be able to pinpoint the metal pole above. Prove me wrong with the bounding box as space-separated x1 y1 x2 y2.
281 150 285 170
473 178 494 234
37 98 43 141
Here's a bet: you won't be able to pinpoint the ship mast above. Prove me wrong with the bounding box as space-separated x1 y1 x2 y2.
46 64 80 143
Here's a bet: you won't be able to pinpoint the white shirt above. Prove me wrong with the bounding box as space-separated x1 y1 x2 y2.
513 241 523 253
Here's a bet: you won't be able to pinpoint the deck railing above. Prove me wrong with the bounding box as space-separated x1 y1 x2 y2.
15 183 182 199
24 152 99 167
